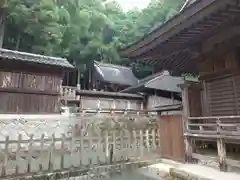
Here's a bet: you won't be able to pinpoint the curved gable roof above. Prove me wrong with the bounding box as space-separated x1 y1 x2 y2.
93 61 138 86
120 0 239 74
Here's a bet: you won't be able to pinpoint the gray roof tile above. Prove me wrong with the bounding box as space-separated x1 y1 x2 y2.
122 71 184 93
0 48 74 69
93 61 138 86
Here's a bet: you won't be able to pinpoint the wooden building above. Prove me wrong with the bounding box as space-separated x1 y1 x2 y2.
91 61 138 92
121 0 240 171
121 70 182 111
0 48 74 114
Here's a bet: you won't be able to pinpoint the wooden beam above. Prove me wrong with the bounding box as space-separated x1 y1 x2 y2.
182 82 193 162
217 138 227 171
203 26 240 54
122 0 236 57
0 87 59 96
192 153 218 161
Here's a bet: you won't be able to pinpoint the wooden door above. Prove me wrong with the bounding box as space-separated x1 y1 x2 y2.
160 115 185 162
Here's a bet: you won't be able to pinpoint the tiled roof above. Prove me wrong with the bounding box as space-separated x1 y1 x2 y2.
121 71 183 93
93 61 138 86
0 48 74 69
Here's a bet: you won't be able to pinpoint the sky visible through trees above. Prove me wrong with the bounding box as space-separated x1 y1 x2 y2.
0 0 185 78
116 0 151 11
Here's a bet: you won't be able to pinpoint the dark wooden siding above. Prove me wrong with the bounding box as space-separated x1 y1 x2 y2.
160 115 185 162
205 74 240 116
0 71 62 114
0 71 61 92
188 86 202 117
0 93 60 114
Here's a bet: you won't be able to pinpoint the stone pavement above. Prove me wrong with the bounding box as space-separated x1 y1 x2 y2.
140 159 240 180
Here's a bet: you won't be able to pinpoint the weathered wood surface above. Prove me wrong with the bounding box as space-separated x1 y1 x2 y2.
186 116 240 171
187 116 240 137
61 86 143 110
0 71 62 114
0 72 61 92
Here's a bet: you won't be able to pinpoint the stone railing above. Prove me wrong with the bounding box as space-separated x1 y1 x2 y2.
61 86 78 100
0 116 160 179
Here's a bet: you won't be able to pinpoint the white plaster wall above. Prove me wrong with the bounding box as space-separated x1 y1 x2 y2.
147 95 181 109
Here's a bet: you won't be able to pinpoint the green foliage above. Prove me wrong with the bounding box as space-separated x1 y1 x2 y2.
1 0 185 78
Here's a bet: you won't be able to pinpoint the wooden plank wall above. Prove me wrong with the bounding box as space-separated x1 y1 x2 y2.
146 95 181 109
199 48 240 118
188 86 202 117
0 93 60 114
160 115 185 162
0 71 61 92
0 71 62 114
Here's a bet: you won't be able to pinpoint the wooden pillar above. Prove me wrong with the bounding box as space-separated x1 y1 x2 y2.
77 68 81 90
217 138 227 171
182 82 192 162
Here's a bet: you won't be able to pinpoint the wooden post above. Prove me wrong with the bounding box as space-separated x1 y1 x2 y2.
185 136 193 162
182 82 192 162
217 138 227 172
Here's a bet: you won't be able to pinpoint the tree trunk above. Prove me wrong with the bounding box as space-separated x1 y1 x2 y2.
0 13 6 48
15 33 21 50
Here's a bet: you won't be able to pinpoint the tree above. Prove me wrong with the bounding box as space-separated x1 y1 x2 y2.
2 0 185 79
0 0 9 47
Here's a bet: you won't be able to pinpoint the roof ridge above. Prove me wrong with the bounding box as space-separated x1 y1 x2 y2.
94 61 132 70
139 70 169 83
0 48 74 68
0 48 66 61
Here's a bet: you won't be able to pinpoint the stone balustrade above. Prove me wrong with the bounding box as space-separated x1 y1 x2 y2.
61 86 78 100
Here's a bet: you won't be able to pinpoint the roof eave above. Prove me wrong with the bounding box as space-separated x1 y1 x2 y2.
0 48 74 69
120 0 230 57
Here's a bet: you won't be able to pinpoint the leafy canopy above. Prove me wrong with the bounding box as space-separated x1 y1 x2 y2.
1 0 185 77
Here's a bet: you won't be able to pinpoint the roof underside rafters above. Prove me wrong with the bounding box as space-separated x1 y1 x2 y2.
121 0 240 74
